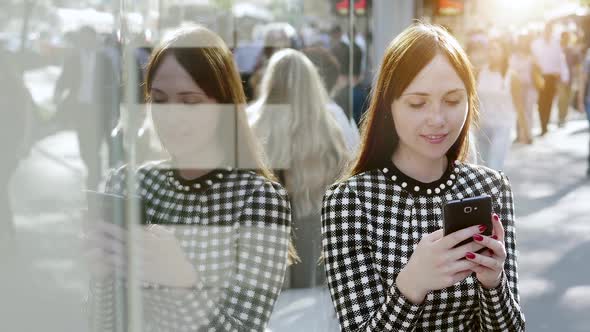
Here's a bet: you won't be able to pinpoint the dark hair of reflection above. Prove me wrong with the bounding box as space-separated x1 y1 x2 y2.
144 25 299 263
343 23 479 180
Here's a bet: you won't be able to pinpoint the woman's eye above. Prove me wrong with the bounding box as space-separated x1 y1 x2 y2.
152 98 166 104
445 99 461 106
409 102 425 109
183 96 208 105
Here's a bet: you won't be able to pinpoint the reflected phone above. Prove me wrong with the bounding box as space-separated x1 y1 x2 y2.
443 195 493 248
86 190 146 227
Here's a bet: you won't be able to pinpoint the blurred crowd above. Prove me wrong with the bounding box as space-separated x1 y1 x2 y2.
466 20 589 170
2 10 590 330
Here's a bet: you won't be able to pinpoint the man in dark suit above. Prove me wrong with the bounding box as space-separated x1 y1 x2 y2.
53 26 119 190
0 50 31 236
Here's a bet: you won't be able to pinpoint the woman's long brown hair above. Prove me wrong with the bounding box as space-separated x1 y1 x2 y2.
144 25 300 263
343 23 479 181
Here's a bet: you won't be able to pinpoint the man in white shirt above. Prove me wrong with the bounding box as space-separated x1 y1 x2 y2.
531 23 569 135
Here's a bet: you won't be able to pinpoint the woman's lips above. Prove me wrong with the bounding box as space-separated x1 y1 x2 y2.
421 134 448 144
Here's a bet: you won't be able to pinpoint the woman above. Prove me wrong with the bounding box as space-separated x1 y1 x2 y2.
88 25 293 331
321 23 525 331
476 37 523 170
248 49 349 289
510 33 539 144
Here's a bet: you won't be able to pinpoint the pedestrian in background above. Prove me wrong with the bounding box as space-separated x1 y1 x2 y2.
53 26 119 191
0 51 33 238
476 37 524 170
332 39 370 126
531 23 569 135
557 30 582 127
303 46 361 152
577 46 590 177
249 48 349 289
510 32 540 144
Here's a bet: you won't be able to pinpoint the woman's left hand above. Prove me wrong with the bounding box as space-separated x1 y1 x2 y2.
465 213 507 289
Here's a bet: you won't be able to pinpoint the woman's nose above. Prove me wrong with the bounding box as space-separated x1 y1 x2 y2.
426 103 446 127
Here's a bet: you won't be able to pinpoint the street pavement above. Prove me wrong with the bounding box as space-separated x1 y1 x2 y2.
2 115 589 331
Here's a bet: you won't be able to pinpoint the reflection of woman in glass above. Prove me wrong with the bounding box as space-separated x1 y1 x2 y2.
89 26 293 331
321 24 525 331
248 49 348 289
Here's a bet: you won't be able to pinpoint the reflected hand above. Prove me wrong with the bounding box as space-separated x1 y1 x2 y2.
142 225 198 288
84 219 126 280
84 221 197 288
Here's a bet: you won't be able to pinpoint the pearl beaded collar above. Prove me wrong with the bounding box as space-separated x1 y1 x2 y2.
381 160 460 195
166 167 233 192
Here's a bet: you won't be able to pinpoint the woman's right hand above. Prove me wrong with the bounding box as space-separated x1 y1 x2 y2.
396 224 488 304
84 219 127 280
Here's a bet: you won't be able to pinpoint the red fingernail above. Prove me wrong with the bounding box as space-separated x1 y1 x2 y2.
466 252 476 259
478 225 487 232
492 235 498 240
489 249 494 255
493 214 500 222
473 234 484 241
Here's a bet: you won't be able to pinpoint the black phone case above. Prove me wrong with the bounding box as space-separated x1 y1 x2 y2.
443 195 493 248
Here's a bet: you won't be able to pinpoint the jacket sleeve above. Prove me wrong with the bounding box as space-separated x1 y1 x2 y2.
476 173 526 331
321 183 424 332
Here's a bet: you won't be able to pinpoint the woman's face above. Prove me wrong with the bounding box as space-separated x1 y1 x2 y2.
149 54 224 161
391 53 468 163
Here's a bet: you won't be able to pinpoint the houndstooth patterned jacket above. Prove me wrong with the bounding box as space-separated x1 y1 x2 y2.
321 160 525 331
90 161 291 332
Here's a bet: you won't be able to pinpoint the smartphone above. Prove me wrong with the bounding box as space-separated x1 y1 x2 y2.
443 195 493 248
86 190 146 227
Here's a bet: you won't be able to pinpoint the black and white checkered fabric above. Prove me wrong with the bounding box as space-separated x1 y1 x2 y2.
321 161 525 331
90 161 291 332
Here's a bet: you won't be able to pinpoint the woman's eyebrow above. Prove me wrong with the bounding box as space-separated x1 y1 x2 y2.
177 91 207 96
444 88 466 95
150 88 206 96
402 88 466 97
402 91 430 97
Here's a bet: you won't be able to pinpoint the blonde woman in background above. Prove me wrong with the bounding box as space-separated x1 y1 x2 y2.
248 49 349 292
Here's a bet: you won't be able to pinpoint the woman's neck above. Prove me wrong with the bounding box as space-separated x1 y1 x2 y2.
172 148 228 180
392 151 448 184
176 168 211 180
